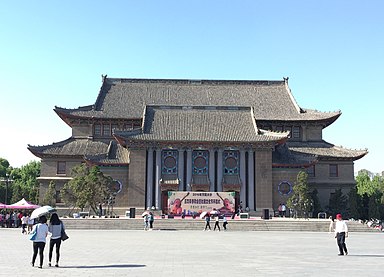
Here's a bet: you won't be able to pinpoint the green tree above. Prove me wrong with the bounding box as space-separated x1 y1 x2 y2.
287 171 313 218
0 158 12 204
0 158 11 177
9 161 40 204
309 188 322 217
348 187 362 220
42 181 56 207
62 164 113 214
368 193 381 219
356 171 384 197
327 188 348 218
355 171 384 220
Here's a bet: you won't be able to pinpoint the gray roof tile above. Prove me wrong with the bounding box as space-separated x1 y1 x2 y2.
28 139 129 164
55 78 340 122
114 106 288 143
287 141 368 160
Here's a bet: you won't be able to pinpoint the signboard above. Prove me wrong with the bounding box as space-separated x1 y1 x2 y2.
167 191 236 215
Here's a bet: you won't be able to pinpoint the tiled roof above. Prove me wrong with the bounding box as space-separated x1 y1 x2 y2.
114 106 288 143
54 78 340 123
287 141 368 161
272 143 315 166
84 141 129 165
28 138 129 164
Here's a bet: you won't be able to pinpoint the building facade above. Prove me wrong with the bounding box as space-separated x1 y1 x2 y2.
28 77 367 215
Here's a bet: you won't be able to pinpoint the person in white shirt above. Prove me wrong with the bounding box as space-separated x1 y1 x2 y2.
31 215 49 268
334 213 348 256
21 214 28 234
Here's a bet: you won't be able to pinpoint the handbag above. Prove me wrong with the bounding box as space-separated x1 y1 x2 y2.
29 225 37 241
61 224 69 241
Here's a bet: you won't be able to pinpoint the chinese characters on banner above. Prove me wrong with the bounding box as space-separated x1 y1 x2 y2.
168 191 236 215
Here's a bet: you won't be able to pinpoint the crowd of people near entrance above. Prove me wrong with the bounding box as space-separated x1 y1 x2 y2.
0 210 35 233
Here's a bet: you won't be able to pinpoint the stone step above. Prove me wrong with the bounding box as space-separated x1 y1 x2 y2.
61 218 381 232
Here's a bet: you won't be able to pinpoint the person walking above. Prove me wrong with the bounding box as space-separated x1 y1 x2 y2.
31 215 48 268
204 214 211 231
143 213 149 231
334 213 348 256
281 203 287 217
98 203 103 218
148 212 154 230
213 215 221 231
48 213 65 267
27 214 34 234
21 213 28 234
222 215 228 231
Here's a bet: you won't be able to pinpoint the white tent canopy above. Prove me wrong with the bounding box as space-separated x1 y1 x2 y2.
6 198 40 209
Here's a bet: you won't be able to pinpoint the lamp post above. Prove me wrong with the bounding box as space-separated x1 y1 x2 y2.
2 173 13 205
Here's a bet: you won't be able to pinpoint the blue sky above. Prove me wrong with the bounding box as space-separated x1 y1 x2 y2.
0 1 383 174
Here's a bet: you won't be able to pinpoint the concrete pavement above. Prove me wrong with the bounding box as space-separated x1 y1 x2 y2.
0 228 382 276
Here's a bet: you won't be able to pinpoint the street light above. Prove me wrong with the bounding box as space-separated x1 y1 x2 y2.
1 173 13 205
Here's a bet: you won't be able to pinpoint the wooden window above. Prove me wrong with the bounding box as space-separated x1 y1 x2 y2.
57 161 66 175
94 124 101 136
111 124 118 131
111 124 118 135
133 121 141 129
307 165 315 177
329 164 338 177
102 124 111 136
292 126 301 139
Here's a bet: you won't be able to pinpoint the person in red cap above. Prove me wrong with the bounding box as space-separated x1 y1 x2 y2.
334 213 348 255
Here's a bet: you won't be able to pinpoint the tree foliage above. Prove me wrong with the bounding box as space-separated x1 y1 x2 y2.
355 171 384 220
348 187 362 219
309 188 322 216
42 181 56 207
327 188 348 218
9 161 40 204
287 171 313 218
0 158 11 177
62 164 113 213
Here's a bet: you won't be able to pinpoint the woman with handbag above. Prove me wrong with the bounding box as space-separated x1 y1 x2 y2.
48 213 65 267
30 215 48 268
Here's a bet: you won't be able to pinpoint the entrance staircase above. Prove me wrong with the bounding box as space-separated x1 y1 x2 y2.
61 217 380 232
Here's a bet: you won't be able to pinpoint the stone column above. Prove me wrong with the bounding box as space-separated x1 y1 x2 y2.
155 148 162 209
217 149 223 192
146 148 153 209
239 149 246 206
209 149 215 191
186 149 192 191
247 149 255 211
178 149 184 191
255 149 273 212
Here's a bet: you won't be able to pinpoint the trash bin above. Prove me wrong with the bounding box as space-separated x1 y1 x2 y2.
129 208 135 218
263 209 269 220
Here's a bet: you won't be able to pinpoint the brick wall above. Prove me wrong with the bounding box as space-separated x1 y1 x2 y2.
126 149 146 207
272 168 301 210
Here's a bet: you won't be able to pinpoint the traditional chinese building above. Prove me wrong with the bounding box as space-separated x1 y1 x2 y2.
28 76 367 215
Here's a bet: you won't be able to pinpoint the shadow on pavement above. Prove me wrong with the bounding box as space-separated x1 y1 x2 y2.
61 264 146 269
347 254 384 257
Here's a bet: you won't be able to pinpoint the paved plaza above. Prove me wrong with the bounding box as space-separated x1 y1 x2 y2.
0 228 382 276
